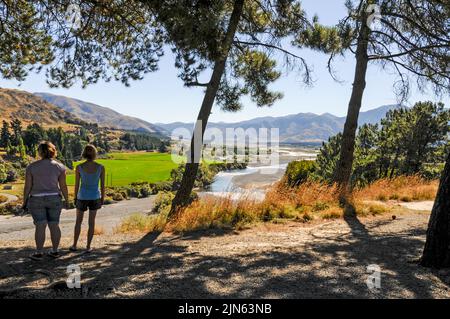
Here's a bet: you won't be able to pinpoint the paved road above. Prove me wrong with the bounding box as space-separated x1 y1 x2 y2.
0 197 155 241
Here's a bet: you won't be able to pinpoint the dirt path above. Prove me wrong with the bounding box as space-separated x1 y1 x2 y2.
0 197 155 241
399 201 434 211
0 209 449 299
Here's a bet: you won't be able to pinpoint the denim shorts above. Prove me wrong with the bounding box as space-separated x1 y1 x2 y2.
28 195 63 225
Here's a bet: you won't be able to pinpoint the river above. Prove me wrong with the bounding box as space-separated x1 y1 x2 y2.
201 146 318 201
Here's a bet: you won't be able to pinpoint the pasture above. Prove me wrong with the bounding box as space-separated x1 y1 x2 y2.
66 152 181 187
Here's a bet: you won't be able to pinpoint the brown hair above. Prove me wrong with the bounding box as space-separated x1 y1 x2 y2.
38 141 57 159
82 144 98 161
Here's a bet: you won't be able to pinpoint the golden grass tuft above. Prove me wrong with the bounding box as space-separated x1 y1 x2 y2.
114 213 167 234
166 181 342 233
166 195 261 233
353 201 389 216
116 175 438 235
0 195 7 204
354 175 438 202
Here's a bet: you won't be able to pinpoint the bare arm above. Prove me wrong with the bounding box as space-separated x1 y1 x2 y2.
74 166 80 201
22 168 32 209
100 165 106 204
58 170 69 209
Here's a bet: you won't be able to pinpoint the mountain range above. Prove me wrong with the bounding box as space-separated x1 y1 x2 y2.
0 88 81 128
155 104 401 143
36 92 163 134
0 87 401 143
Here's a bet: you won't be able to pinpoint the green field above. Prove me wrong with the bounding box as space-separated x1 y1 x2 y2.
66 152 181 187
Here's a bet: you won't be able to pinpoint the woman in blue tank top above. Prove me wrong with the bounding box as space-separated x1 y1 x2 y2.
71 145 105 252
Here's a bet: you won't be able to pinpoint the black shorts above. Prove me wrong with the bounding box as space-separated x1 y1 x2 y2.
76 199 102 212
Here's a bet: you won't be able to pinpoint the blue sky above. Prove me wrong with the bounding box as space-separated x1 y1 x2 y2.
0 0 448 124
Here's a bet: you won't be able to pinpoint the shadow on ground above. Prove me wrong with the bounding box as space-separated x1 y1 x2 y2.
0 216 449 299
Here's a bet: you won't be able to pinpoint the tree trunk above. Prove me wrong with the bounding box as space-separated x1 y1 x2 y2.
334 14 371 198
169 0 245 218
420 152 450 268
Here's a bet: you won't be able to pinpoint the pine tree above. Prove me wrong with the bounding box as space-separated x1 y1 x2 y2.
153 0 312 216
296 0 449 199
10 119 22 146
18 137 27 160
0 120 10 148
421 152 450 268
6 140 15 156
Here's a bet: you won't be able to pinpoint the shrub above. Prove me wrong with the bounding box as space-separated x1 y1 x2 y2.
0 201 22 215
0 163 7 184
285 160 316 186
152 191 175 214
6 169 18 182
127 186 141 198
112 193 124 201
152 181 172 193
312 201 329 212
103 197 114 205
140 184 153 198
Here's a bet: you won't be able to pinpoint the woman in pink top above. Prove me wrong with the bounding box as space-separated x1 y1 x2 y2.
23 141 69 261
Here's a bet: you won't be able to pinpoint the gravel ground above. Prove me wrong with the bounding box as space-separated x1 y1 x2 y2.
0 209 449 299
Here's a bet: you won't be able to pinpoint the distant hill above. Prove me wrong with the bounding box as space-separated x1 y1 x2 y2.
156 104 402 144
0 88 82 128
35 92 164 134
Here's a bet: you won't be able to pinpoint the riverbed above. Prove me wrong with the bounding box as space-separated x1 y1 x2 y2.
202 146 318 200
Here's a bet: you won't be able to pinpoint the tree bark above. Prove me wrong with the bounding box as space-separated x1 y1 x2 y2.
169 0 245 218
420 152 450 268
334 14 371 198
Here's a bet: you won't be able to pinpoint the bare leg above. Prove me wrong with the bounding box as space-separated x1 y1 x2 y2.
72 210 84 249
48 223 61 252
86 210 97 250
35 223 47 253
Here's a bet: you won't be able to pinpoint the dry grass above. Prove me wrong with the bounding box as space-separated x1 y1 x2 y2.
79 226 105 237
114 213 167 234
354 176 438 202
94 226 105 236
117 176 438 234
166 181 343 233
0 195 7 204
166 196 261 234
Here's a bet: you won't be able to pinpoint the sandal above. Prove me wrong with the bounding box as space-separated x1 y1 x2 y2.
69 246 78 252
47 250 61 259
29 252 44 261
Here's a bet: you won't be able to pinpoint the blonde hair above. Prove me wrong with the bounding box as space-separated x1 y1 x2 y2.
82 144 98 161
38 141 57 159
